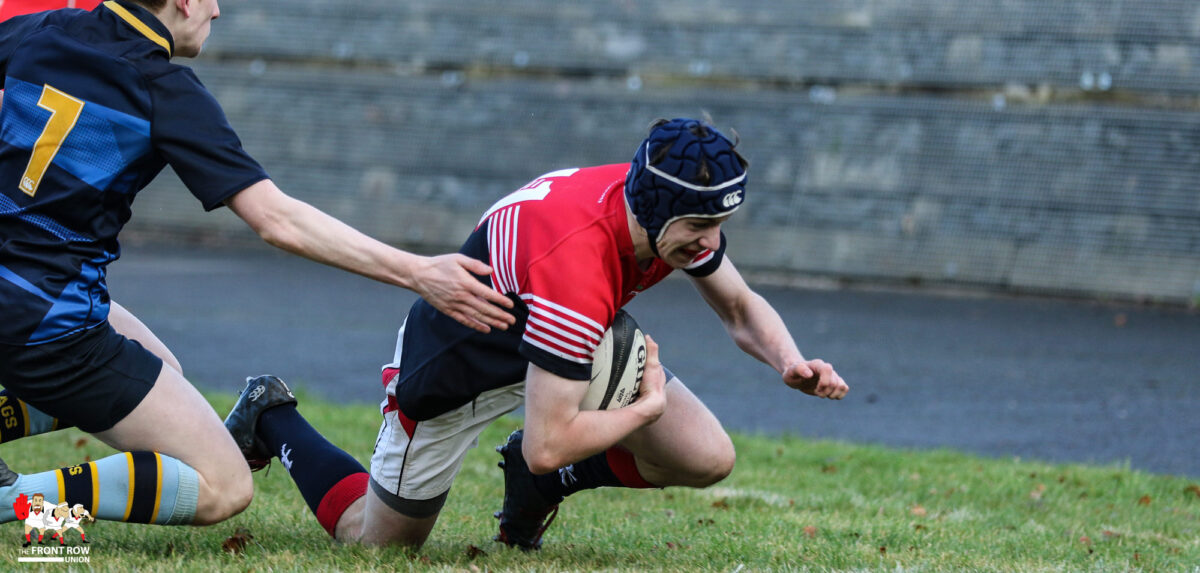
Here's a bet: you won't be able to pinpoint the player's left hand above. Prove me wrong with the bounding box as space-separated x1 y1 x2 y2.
782 359 848 399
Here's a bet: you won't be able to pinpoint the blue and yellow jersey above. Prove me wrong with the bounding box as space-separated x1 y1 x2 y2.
0 1 268 345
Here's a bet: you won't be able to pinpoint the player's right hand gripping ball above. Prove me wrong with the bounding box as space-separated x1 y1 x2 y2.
580 310 647 410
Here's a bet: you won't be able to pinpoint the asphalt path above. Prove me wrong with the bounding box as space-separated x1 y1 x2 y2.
106 244 1200 478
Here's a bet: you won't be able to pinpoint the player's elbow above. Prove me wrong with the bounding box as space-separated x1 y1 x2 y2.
523 450 564 476
261 222 316 260
253 213 299 252
526 458 558 476
230 182 307 254
521 438 570 476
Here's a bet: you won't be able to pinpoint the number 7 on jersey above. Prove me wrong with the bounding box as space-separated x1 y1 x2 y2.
20 84 85 197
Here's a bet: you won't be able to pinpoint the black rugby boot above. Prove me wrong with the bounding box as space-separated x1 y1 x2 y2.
493 429 561 551
223 375 297 471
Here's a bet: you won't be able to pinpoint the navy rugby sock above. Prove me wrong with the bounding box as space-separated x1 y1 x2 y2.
0 390 66 443
532 446 657 501
257 404 367 536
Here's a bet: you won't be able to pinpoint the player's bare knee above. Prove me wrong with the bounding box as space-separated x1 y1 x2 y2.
226 475 254 516
193 468 253 524
690 440 737 487
195 486 253 525
705 448 736 485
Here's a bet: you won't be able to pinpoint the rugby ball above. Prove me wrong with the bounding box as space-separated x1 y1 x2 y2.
580 310 647 411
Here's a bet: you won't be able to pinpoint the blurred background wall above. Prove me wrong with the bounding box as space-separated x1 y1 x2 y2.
124 0 1200 305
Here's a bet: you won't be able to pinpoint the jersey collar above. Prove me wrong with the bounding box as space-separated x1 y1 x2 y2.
103 1 174 57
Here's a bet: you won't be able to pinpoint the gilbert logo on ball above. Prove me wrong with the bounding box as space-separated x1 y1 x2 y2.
581 310 647 411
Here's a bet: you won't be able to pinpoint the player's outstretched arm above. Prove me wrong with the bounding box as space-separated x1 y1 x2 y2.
225 180 514 333
691 258 848 399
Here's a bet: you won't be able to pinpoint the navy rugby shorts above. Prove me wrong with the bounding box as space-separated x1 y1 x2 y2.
0 322 162 433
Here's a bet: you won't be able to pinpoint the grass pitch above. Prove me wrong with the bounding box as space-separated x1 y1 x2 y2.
2 391 1197 572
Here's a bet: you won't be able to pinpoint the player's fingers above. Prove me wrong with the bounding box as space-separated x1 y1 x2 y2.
794 361 815 379
815 363 842 398
483 292 516 311
446 255 512 310
827 373 848 399
642 335 667 391
467 279 515 310
453 254 494 275
463 295 515 329
644 334 660 362
449 308 491 334
802 362 824 390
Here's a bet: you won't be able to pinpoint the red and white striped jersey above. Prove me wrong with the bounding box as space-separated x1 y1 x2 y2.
385 163 725 420
479 163 723 379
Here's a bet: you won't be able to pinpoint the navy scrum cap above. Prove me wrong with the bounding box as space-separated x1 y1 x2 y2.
624 118 748 255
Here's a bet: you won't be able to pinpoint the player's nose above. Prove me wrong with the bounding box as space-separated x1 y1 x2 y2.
698 225 721 250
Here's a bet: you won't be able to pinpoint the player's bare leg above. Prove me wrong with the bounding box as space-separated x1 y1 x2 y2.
108 301 183 375
96 304 251 523
350 489 441 547
331 496 367 541
618 377 736 487
94 365 253 524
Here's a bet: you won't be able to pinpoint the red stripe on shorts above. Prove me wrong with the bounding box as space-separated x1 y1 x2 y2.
380 367 417 438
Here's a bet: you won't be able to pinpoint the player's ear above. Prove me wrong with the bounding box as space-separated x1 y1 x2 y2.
175 0 191 18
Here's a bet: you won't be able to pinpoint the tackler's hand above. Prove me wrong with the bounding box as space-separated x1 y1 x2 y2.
412 254 516 333
783 359 848 400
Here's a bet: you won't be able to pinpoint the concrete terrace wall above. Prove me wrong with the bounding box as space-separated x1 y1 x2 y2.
125 0 1200 304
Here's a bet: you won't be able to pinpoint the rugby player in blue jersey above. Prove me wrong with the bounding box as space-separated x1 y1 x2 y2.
0 0 513 529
